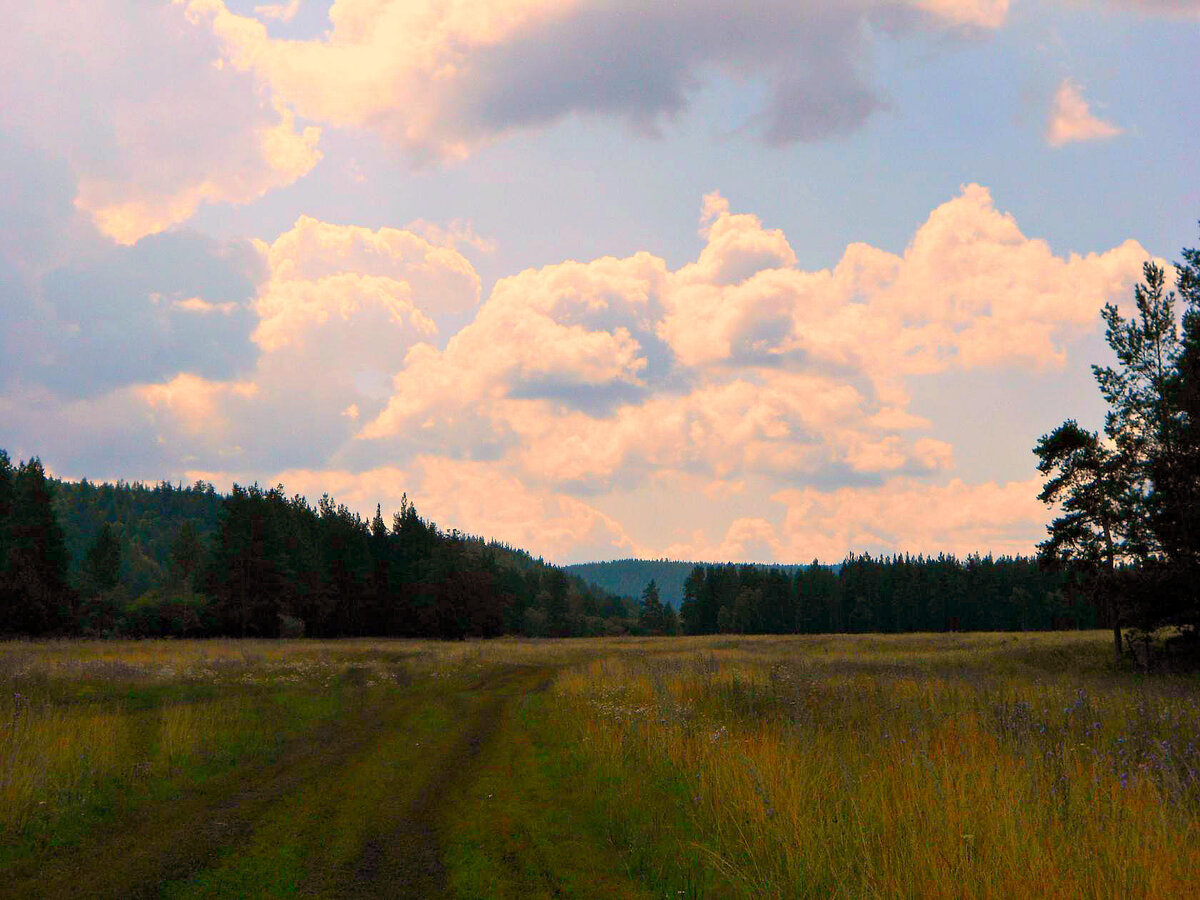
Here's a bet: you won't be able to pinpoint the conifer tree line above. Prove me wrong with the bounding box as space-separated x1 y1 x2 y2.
0 465 634 638
674 555 1073 636
0 455 1080 640
0 450 1124 642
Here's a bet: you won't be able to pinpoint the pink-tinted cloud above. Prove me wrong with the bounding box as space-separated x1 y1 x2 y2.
116 216 482 473
772 477 1050 559
0 2 321 245
137 374 258 437
664 475 1047 563
252 216 481 365
1046 79 1124 148
359 186 1147 500
14 189 1157 563
255 0 302 22
661 185 1149 378
911 0 1009 26
205 458 639 561
182 0 1009 163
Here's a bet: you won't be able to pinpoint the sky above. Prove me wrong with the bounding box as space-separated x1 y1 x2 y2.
1 0 1198 565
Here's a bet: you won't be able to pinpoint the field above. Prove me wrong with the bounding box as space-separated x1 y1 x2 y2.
2 633 1199 898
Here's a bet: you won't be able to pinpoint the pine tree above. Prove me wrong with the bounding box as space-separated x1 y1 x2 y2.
679 565 705 634
4 458 71 634
85 522 122 592
639 579 666 634
169 521 203 587
1154 238 1200 631
540 568 570 636
1035 421 1129 659
1037 235 1200 657
0 451 14 633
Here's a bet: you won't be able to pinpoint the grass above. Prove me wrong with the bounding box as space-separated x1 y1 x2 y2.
2 632 1198 897
547 633 1200 897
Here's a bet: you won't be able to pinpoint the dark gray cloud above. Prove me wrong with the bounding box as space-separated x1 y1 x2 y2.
456 1 932 145
0 132 98 272
35 231 265 398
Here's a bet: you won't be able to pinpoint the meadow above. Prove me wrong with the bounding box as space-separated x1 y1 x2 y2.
2 632 1198 898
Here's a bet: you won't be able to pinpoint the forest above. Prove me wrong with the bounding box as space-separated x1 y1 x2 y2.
0 467 632 640
0 455 1077 640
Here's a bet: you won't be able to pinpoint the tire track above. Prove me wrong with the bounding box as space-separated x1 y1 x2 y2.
338 665 554 899
7 698 396 900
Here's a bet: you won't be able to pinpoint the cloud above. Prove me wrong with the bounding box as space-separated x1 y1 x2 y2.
358 251 671 444
255 0 302 22
403 219 497 255
772 476 1048 559
258 215 481 318
410 456 638 559
182 0 1009 163
116 216 483 473
661 184 1150 376
199 458 639 562
359 185 1147 499
665 475 1045 562
6 188 1155 563
33 230 264 397
1046 79 1124 148
137 374 259 437
0 2 321 244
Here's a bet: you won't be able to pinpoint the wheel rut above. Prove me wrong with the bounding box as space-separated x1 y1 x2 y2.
5 665 556 900
336 664 553 899
9 701 393 900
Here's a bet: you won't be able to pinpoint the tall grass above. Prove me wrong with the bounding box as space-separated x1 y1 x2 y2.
0 638 434 841
551 633 1200 897
4 632 1199 897
1 699 131 831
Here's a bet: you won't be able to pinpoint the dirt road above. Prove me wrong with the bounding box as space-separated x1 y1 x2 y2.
7 665 553 900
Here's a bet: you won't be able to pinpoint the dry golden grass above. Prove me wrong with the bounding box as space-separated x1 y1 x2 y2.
1 701 131 831
3 631 1198 898
551 633 1200 897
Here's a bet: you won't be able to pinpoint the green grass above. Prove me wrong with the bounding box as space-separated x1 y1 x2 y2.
442 689 662 899
3 633 1199 898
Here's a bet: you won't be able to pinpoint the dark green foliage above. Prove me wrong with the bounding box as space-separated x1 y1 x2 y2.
0 457 72 634
0 452 630 639
0 448 1077 640
85 522 122 591
119 588 214 637
678 554 1070 636
1037 232 1200 657
54 478 224 597
637 580 674 635
170 521 203 587
566 557 812 607
203 484 304 637
0 451 14 633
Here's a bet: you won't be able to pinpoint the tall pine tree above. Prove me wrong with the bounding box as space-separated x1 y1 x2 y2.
1037 235 1200 657
4 458 71 634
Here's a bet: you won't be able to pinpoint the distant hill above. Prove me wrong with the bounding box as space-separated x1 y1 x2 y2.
52 478 227 597
50 477 618 608
565 558 820 607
